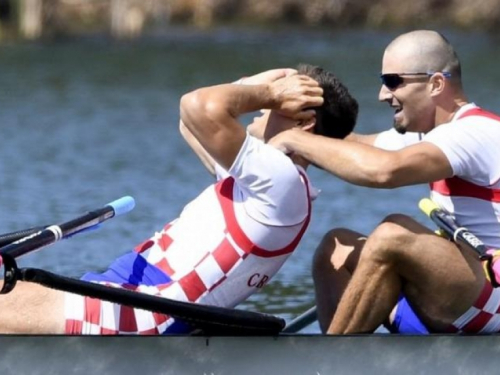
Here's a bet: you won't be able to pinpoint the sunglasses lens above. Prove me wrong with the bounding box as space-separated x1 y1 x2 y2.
380 74 402 90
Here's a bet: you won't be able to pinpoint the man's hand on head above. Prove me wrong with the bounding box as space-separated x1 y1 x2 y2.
269 74 323 119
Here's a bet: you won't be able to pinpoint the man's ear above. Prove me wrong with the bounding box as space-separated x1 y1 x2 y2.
429 73 446 97
298 118 316 132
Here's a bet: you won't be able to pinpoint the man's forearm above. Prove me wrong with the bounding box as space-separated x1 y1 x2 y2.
179 83 272 171
180 74 323 171
283 130 394 188
344 132 380 146
188 83 275 122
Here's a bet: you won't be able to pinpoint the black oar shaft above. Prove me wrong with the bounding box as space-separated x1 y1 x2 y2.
0 226 47 248
419 198 490 260
20 267 285 335
1 208 109 259
282 306 317 333
0 196 134 260
0 195 286 335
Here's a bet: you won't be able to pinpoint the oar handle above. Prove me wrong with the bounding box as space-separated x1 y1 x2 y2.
0 197 135 248
107 196 135 217
418 198 439 217
0 196 135 259
59 196 135 239
419 198 491 261
419 198 500 287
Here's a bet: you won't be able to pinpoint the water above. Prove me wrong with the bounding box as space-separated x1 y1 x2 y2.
1 27 499 331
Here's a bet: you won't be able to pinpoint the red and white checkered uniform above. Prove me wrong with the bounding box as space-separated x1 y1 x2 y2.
65 281 173 334
65 134 317 334
448 281 500 333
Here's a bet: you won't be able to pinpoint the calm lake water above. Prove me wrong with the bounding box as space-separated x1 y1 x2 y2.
1 27 499 331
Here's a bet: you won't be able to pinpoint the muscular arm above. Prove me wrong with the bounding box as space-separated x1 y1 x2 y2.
178 69 299 176
180 76 322 170
344 132 380 146
271 129 453 188
180 84 264 170
179 120 216 177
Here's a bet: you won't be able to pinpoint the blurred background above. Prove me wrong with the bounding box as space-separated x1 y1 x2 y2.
1 0 500 332
2 0 500 40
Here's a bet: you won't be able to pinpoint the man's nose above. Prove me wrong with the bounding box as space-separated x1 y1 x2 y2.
378 84 392 102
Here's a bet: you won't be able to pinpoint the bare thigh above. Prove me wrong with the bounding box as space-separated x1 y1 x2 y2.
0 281 66 333
381 215 485 330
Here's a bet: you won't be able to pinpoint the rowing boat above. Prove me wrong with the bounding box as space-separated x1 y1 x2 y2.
0 333 498 374
1 198 498 375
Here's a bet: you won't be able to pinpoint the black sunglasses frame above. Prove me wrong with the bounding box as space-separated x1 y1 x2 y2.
380 72 451 90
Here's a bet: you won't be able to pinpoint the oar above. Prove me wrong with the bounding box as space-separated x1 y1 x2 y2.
419 197 499 287
0 196 135 260
282 305 317 333
0 196 284 335
419 198 491 260
0 196 135 294
0 226 48 248
15 267 286 335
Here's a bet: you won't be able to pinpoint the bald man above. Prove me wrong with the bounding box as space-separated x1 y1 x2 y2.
269 30 500 334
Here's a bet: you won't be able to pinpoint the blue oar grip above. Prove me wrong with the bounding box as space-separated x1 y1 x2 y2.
106 196 135 217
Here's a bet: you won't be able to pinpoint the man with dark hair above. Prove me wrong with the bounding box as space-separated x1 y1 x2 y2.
297 64 358 140
0 65 358 334
270 30 500 335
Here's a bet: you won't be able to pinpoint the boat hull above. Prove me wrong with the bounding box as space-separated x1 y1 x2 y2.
1 334 499 374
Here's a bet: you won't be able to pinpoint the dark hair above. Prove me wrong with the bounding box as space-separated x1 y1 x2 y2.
297 64 358 139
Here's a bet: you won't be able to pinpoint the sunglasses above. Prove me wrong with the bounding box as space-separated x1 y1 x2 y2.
380 72 452 90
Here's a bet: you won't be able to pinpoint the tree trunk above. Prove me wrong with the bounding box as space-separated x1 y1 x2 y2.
19 0 43 39
110 0 145 39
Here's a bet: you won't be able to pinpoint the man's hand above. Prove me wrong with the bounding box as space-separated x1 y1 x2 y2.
241 68 297 85
269 74 324 120
268 128 299 154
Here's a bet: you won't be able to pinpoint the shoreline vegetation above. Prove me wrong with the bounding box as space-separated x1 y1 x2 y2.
1 0 500 41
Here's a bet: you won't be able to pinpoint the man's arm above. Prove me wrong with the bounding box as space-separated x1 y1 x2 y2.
180 75 323 170
344 132 380 146
178 69 299 177
270 129 453 188
179 120 217 176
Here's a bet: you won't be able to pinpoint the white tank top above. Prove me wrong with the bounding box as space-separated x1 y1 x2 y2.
375 103 500 248
133 134 316 308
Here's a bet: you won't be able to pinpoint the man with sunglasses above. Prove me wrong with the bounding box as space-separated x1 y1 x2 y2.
270 29 500 335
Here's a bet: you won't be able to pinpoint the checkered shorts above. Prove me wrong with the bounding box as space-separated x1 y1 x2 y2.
449 281 500 333
64 251 191 335
64 288 174 334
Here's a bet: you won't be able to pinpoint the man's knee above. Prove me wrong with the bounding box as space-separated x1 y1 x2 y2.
382 213 412 225
361 219 416 262
382 213 433 235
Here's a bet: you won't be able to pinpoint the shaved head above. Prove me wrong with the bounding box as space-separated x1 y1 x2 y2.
379 30 468 134
386 30 461 84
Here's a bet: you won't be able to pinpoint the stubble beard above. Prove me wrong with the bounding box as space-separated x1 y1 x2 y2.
393 120 407 135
